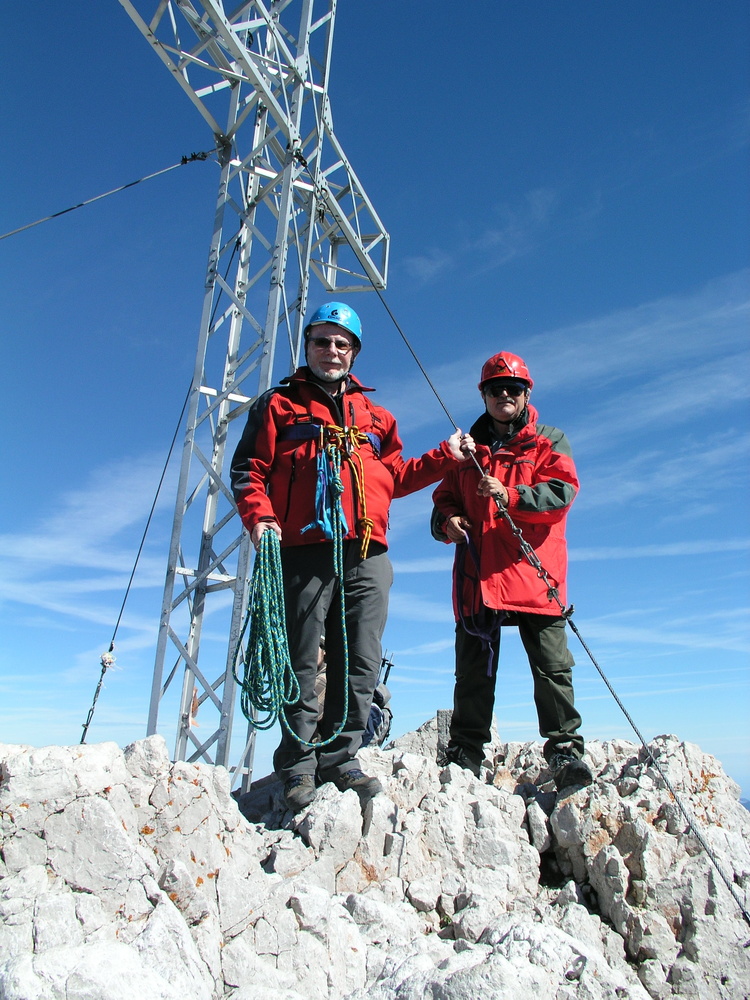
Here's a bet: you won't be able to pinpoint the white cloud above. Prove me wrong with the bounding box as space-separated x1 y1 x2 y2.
472 187 559 269
0 453 175 572
387 653 454 669
575 429 750 511
571 539 750 561
390 556 454 574
402 187 560 283
402 248 452 283
0 453 179 653
571 615 749 655
388 591 454 624
529 270 750 393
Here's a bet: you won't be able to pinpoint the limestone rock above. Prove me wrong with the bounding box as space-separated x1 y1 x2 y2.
1 728 749 1000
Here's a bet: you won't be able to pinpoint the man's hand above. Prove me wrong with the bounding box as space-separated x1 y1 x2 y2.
251 520 282 550
447 429 476 461
444 514 472 544
477 475 509 506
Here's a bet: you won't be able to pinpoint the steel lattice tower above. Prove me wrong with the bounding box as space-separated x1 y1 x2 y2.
119 0 389 788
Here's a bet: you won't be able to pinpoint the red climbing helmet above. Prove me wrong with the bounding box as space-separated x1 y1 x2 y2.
478 352 533 390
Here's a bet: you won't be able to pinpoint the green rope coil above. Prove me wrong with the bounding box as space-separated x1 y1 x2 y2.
233 444 350 746
233 528 298 729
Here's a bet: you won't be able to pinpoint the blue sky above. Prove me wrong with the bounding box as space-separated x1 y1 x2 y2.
1 3 748 794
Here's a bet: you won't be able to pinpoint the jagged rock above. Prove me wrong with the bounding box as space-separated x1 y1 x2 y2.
1 727 749 1000
295 783 363 873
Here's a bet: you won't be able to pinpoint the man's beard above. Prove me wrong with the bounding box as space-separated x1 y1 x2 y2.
307 358 352 383
312 367 346 382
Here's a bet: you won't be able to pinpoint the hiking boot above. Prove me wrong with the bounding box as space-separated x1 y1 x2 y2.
438 743 482 777
283 774 316 813
332 768 383 803
549 751 593 791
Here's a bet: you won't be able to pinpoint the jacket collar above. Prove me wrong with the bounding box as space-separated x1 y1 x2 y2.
281 366 376 394
469 403 538 448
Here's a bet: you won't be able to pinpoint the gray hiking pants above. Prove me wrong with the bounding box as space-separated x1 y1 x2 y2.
273 540 392 784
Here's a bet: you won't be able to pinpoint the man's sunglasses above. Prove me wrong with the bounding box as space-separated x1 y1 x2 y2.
309 336 354 354
483 381 528 398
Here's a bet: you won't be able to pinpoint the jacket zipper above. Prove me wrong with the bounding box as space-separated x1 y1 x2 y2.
283 452 297 522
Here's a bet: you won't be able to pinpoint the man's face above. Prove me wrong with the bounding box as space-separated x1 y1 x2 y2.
306 323 357 382
482 379 529 424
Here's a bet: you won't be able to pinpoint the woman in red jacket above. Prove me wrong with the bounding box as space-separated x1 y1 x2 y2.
431 352 592 791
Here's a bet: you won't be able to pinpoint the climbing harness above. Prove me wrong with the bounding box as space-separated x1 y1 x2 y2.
299 424 375 559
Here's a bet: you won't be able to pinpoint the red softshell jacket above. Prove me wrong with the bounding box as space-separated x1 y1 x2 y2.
231 368 457 549
432 405 579 617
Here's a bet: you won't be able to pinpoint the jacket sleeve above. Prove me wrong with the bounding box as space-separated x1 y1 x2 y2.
430 467 465 542
230 390 280 532
375 411 459 498
505 425 579 523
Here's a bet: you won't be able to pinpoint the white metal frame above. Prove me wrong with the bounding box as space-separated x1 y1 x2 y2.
118 0 389 787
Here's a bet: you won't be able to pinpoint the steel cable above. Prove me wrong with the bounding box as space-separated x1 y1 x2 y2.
1 151 215 243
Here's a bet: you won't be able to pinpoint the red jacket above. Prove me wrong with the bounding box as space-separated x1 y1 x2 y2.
231 368 458 549
431 405 578 617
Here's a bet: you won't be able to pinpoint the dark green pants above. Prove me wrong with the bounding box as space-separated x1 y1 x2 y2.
450 612 584 765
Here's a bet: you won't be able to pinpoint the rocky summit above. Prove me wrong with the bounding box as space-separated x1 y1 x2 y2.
1 720 749 1000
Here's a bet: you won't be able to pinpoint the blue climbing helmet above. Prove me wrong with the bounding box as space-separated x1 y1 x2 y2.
304 302 363 349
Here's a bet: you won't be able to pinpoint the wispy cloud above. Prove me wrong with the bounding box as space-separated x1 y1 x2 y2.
571 539 750 561
402 98 750 293
389 642 455 660
572 615 749 655
390 556 453 574
471 187 559 269
388 591 454 625
403 186 561 284
0 453 173 571
574 429 750 511
530 270 750 395
0 453 176 639
402 248 452 283
386 589 749 658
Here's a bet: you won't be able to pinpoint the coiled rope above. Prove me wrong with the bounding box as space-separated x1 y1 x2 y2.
233 441 350 747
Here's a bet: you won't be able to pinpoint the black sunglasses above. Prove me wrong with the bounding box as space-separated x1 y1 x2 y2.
483 381 528 398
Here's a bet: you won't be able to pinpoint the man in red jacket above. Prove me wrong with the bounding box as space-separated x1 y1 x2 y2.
431 351 592 791
231 302 473 812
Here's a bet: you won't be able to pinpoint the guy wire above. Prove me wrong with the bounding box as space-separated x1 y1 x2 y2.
1 150 215 243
